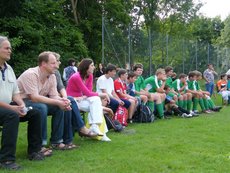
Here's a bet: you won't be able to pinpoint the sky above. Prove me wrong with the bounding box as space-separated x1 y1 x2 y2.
198 0 230 20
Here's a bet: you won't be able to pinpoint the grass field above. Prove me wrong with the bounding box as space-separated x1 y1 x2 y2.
2 95 230 173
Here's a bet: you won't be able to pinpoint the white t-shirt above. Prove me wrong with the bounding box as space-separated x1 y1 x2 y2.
226 69 230 75
96 75 114 97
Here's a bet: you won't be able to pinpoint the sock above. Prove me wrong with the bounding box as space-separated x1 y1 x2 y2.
199 98 205 111
193 98 199 111
207 99 215 109
183 100 187 109
203 98 209 110
178 100 183 108
147 101 155 112
187 100 192 111
156 103 164 118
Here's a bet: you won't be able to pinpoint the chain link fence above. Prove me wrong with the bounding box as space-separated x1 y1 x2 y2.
102 17 230 78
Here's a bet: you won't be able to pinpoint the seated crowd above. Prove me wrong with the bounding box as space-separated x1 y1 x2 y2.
0 36 223 170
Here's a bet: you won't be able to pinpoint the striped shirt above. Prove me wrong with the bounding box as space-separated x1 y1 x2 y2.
17 66 58 99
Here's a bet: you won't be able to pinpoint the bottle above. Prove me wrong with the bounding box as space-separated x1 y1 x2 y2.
21 106 33 114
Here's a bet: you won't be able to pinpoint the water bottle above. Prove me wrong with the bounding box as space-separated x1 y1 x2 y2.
21 106 33 114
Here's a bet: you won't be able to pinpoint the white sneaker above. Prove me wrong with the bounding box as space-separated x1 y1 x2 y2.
90 124 103 136
181 113 191 118
101 135 111 142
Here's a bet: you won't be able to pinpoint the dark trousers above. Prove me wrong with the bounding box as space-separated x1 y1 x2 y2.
63 96 85 144
0 107 42 162
109 98 131 113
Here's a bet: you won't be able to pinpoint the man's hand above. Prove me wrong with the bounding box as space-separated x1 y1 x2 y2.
11 105 27 117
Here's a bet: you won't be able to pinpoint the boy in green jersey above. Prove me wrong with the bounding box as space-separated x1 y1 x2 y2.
144 68 167 118
187 71 215 113
194 71 222 112
172 73 195 115
133 64 165 118
165 66 185 108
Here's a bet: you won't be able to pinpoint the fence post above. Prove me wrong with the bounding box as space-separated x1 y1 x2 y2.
102 16 105 64
128 25 131 68
148 28 152 76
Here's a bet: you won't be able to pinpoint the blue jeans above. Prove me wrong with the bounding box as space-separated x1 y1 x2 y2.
205 82 214 96
23 99 64 145
63 96 85 144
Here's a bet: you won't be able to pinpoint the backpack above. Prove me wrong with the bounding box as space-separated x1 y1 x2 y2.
133 104 154 123
104 114 123 132
113 106 128 126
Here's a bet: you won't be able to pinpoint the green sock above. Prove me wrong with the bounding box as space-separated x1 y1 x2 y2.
156 103 164 118
183 100 187 109
203 98 209 110
193 98 199 111
207 99 215 109
199 98 205 111
187 100 192 111
176 101 178 106
147 101 155 112
178 100 183 108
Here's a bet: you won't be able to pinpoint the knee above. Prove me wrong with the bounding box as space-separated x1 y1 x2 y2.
8 112 20 122
33 103 48 116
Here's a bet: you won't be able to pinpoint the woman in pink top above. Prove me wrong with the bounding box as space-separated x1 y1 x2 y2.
66 58 111 142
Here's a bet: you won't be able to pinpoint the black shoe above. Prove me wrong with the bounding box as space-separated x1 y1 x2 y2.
163 115 171 119
28 152 44 161
0 161 21 170
213 106 222 111
127 119 133 124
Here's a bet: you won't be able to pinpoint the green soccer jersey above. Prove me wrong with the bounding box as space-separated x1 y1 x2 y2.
134 75 145 92
172 79 184 92
166 77 173 88
195 81 201 90
187 80 198 91
144 75 161 93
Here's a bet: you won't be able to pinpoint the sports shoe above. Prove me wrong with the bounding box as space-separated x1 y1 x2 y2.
101 135 111 142
190 111 199 117
90 124 103 136
211 106 222 112
193 110 200 114
181 113 191 118
203 110 213 114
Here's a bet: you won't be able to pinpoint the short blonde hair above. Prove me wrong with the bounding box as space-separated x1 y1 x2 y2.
155 68 165 75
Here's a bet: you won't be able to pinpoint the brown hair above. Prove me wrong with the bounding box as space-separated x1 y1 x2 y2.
38 51 53 66
128 71 137 79
78 58 93 79
165 66 173 73
117 69 127 77
133 63 143 71
178 73 187 79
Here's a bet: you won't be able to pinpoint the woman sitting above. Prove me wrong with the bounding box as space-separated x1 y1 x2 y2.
66 58 111 142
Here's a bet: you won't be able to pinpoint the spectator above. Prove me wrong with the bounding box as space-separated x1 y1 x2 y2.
217 73 230 105
203 64 218 97
0 36 45 170
114 69 137 122
96 63 125 114
63 58 78 86
94 63 104 80
17 51 74 150
66 58 111 142
53 52 98 140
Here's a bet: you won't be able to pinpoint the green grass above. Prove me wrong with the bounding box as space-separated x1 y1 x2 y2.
2 95 230 173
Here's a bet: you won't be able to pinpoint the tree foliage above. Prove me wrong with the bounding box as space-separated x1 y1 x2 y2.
0 0 227 75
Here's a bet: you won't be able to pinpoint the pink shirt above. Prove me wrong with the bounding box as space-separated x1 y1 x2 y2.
17 66 59 99
66 72 98 97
